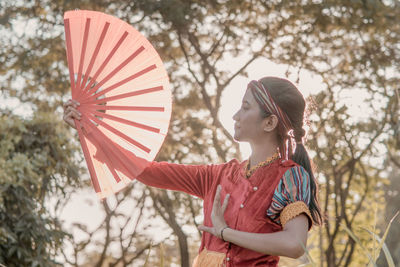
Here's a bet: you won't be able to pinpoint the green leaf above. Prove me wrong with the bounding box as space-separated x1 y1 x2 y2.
298 238 317 267
360 211 399 267
159 243 164 267
143 242 153 267
341 223 377 267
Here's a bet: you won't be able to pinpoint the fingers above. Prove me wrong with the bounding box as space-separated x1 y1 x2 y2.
63 111 79 129
62 100 71 109
198 225 213 235
63 113 77 129
213 185 222 210
63 99 81 129
63 99 80 109
64 106 81 117
221 193 230 213
63 100 80 116
213 185 231 214
64 109 81 122
63 108 81 120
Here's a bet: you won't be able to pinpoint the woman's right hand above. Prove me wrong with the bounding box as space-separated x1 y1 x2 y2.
63 99 81 129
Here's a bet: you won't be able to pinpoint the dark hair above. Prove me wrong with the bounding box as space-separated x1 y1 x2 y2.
257 77 323 226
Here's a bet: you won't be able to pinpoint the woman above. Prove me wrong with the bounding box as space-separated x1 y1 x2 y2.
63 76 322 266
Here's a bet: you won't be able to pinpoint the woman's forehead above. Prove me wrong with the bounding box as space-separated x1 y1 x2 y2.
243 88 256 103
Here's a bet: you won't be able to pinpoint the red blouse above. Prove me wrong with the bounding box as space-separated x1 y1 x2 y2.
137 158 301 266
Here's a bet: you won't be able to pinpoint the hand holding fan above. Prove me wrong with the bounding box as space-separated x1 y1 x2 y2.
63 10 172 199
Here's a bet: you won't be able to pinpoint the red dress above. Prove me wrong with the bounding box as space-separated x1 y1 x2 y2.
137 158 300 266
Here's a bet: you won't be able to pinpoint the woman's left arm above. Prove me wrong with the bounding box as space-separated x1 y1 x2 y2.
198 185 309 259
220 215 308 258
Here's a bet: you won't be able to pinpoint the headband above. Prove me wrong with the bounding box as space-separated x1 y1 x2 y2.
248 80 295 160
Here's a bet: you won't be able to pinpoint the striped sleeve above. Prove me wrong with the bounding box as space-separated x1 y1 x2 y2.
267 165 312 229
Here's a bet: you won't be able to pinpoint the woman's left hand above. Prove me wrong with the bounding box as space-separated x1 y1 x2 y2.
198 185 230 239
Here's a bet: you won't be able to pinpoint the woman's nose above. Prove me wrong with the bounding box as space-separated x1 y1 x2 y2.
232 110 239 121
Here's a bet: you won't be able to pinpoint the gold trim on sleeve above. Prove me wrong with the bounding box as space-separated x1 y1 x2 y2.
280 201 312 229
192 248 226 267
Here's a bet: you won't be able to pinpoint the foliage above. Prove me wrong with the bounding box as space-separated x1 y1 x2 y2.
0 111 82 266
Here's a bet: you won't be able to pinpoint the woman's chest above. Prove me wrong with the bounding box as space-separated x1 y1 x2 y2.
204 165 283 232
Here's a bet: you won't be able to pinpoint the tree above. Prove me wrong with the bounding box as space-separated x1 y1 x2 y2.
378 105 400 266
285 1 399 265
0 111 82 266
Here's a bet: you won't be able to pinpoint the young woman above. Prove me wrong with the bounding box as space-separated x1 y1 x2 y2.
63 76 322 266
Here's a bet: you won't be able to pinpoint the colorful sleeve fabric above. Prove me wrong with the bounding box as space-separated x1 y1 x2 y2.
267 165 313 229
136 161 219 199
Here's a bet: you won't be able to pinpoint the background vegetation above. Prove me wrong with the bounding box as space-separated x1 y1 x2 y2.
0 0 399 266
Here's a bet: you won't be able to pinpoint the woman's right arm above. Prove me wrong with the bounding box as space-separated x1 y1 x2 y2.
136 161 214 198
63 99 215 199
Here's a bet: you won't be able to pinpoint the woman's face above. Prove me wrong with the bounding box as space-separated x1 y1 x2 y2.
232 88 266 142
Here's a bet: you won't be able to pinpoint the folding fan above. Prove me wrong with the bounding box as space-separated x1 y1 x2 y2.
63 10 172 199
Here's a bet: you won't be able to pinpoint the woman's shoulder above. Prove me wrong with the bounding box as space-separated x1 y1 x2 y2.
278 158 300 168
209 158 244 168
207 158 245 174
270 163 311 208
268 163 312 228
277 159 309 176
281 164 310 189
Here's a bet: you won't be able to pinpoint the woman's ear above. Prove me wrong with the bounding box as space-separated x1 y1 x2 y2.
263 115 279 132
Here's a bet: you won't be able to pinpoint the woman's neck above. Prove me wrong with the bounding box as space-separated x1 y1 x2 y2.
249 143 279 168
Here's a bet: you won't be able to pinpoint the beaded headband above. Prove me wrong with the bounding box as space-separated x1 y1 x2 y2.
248 80 296 160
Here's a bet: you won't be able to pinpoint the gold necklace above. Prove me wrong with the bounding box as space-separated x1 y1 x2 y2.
245 152 280 178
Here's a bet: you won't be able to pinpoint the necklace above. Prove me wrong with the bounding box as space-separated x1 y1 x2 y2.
245 152 280 178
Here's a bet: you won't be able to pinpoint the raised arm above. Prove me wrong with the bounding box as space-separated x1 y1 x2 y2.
63 99 215 199
136 161 215 198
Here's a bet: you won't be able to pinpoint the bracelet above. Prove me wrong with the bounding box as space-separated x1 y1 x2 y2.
220 226 229 242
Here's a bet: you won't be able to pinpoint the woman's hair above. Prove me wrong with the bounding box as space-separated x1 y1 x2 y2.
257 76 323 226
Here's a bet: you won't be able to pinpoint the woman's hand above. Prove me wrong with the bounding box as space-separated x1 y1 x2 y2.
63 99 81 129
198 185 230 239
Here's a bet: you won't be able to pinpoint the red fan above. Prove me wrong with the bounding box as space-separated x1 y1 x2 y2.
63 10 172 199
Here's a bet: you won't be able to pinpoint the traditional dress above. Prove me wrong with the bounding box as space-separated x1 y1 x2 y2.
137 156 312 267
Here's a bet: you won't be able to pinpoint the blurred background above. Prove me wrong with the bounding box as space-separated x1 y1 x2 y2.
0 0 399 266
